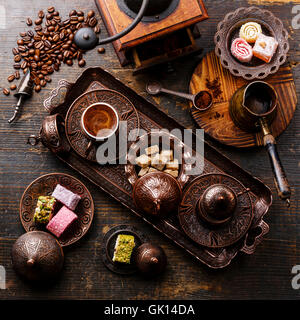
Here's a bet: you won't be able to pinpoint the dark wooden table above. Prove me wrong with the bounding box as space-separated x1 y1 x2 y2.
0 0 299 300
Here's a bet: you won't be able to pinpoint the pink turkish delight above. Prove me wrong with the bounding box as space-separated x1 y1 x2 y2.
231 38 253 63
46 206 78 238
52 184 81 211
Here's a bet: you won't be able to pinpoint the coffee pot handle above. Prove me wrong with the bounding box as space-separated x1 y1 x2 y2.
264 133 291 206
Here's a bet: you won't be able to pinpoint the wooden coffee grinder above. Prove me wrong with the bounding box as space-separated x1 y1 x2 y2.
93 0 209 73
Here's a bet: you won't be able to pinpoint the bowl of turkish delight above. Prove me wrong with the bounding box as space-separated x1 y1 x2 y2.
214 6 289 80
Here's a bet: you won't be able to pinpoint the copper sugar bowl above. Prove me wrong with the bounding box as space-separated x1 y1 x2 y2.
11 231 64 282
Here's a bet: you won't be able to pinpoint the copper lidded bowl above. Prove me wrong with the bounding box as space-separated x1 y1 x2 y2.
11 231 64 282
214 6 289 80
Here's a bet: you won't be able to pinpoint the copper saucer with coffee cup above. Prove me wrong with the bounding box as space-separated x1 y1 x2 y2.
81 102 119 155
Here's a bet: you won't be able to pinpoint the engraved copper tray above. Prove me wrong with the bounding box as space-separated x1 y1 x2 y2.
42 67 272 268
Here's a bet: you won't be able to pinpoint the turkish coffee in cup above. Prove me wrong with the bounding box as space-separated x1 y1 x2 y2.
81 102 119 141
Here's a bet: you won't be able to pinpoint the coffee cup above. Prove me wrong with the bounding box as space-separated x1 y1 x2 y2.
81 102 119 142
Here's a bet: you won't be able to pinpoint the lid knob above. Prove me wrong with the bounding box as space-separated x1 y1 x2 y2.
198 184 237 225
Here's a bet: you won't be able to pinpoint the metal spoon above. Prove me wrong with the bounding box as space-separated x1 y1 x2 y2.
146 81 213 111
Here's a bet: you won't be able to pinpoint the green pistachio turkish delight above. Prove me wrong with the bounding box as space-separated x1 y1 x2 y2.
112 234 135 264
33 196 56 225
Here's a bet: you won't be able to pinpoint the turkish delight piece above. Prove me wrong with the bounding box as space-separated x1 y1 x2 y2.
166 159 179 171
112 234 135 264
160 150 173 161
145 145 159 156
52 184 81 211
135 154 151 168
46 206 78 238
33 196 56 225
253 33 278 63
138 167 149 177
164 169 179 178
151 153 167 170
231 38 253 63
149 167 159 173
239 22 262 43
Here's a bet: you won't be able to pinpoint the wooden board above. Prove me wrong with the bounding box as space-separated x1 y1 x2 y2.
95 0 209 52
189 51 297 148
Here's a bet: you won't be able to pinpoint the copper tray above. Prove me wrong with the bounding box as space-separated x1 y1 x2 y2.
41 67 272 268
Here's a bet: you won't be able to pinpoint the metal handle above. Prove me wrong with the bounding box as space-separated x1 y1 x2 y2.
259 118 291 206
98 0 150 45
264 134 291 206
160 88 195 102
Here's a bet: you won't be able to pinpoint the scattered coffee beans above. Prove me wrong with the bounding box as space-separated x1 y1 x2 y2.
3 6 104 96
3 88 10 96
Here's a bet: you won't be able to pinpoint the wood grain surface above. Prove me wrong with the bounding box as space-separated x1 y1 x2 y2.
189 51 297 148
0 0 299 300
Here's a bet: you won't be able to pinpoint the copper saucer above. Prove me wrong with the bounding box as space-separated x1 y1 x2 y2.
178 173 253 248
65 89 140 163
20 173 94 247
101 225 149 275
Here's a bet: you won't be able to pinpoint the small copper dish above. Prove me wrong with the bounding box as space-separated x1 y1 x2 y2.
19 173 94 247
214 6 289 80
101 225 149 275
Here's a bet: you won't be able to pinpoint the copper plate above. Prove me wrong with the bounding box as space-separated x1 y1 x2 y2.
20 173 94 247
178 173 253 248
101 225 149 275
214 7 289 80
65 89 140 163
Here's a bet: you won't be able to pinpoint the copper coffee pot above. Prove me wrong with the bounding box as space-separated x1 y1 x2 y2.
230 81 291 205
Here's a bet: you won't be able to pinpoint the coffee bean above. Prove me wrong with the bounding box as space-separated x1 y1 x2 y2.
21 61 27 69
14 55 21 62
15 71 20 79
10 84 17 90
53 34 59 42
38 10 44 18
18 45 26 52
78 59 86 67
94 25 101 34
17 39 24 45
7 74 15 82
20 32 27 37
66 59 73 66
44 76 51 82
35 85 41 92
89 17 97 27
87 10 95 18
40 79 47 87
34 55 40 62
69 10 76 16
98 47 105 54
12 47 19 55
47 6 55 13
46 14 53 20
27 30 34 37
34 25 42 31
3 88 10 96
35 18 43 25
13 63 21 69
26 18 33 26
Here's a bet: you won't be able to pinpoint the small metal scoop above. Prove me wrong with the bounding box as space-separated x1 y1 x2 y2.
8 69 33 124
146 81 213 111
